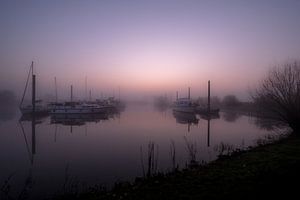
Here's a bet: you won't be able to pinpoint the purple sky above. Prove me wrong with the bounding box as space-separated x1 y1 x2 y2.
1 0 300 101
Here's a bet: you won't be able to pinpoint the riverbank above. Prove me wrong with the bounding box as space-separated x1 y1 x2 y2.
55 131 300 200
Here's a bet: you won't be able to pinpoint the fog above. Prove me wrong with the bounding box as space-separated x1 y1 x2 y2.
1 1 300 102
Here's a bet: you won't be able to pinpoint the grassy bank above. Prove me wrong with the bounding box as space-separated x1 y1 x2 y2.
57 132 300 200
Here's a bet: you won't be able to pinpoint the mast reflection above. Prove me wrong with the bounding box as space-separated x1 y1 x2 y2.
19 114 46 164
198 113 220 147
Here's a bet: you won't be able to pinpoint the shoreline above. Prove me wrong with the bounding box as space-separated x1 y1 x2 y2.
55 131 300 200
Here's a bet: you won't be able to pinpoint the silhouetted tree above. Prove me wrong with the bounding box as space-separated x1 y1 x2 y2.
222 95 240 107
252 61 300 132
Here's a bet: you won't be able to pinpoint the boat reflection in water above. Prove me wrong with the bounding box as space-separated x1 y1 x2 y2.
173 111 199 132
50 113 110 126
19 114 44 165
50 107 123 127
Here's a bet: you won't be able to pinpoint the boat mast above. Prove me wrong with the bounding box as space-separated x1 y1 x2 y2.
19 62 33 109
32 61 36 113
85 76 87 101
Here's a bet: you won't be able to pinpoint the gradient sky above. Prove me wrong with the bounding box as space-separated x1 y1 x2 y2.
1 0 300 101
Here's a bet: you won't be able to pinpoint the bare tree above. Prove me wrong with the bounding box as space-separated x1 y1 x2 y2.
252 61 300 132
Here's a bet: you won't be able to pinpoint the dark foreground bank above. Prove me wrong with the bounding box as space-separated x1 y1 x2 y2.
55 132 300 200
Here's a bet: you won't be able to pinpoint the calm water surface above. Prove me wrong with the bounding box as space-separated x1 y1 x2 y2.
0 104 279 199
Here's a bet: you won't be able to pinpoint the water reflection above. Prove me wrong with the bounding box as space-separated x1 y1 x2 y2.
251 117 285 131
19 115 41 165
50 113 110 126
222 111 241 122
0 105 282 199
198 113 220 147
173 111 199 132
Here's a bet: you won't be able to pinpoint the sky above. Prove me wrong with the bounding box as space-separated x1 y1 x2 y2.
0 0 300 101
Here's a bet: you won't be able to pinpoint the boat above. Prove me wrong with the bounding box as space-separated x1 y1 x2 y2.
172 98 197 113
19 61 48 115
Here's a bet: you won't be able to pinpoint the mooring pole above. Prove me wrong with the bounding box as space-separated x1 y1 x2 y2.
176 91 178 100
208 80 211 114
55 77 58 103
89 89 92 101
71 85 73 102
188 87 191 99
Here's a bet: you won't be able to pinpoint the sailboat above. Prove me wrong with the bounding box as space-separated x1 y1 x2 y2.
19 61 48 115
172 87 197 113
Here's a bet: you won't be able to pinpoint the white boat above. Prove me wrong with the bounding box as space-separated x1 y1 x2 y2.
50 102 106 114
172 98 197 113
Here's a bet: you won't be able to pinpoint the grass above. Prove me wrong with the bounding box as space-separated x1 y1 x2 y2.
54 132 300 200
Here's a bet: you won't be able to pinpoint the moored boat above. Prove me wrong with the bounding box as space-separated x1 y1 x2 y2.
19 61 48 115
172 98 197 113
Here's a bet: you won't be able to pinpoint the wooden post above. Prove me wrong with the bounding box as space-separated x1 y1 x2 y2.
54 77 57 102
188 87 190 99
89 89 92 101
208 80 210 114
85 76 88 101
71 85 73 102
176 91 178 100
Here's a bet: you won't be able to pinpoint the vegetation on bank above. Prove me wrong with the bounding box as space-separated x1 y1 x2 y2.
54 131 300 200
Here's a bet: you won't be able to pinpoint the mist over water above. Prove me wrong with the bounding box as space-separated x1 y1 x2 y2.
0 1 299 199
0 102 283 199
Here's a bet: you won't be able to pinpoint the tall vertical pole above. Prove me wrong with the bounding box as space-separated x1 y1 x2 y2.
31 61 36 114
89 89 92 101
54 77 57 102
71 85 73 102
85 76 87 101
188 87 190 99
208 80 211 114
118 86 121 101
32 75 36 113
176 91 178 100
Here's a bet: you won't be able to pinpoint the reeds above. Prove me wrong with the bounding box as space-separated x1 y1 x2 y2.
183 136 197 165
169 140 177 171
140 141 159 178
